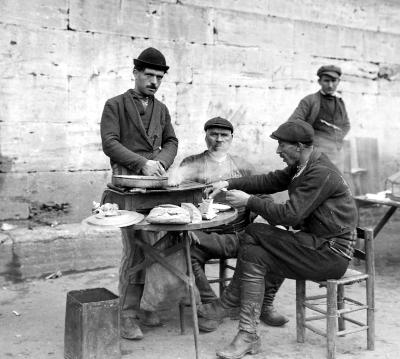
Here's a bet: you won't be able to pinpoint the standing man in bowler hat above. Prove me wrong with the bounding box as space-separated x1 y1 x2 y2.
288 65 350 173
101 47 178 340
201 119 357 358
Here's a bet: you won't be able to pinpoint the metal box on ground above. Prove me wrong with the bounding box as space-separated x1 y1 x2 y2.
64 288 120 359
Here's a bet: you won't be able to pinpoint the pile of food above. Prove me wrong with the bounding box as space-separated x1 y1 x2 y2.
146 204 192 224
145 200 231 224
92 202 120 218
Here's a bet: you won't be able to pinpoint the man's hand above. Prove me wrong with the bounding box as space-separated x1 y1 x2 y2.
141 160 166 176
205 180 229 198
225 190 251 207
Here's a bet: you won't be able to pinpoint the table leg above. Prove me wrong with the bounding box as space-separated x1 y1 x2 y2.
373 206 397 237
183 230 200 359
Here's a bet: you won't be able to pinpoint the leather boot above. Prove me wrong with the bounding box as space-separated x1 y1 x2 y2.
120 316 143 340
192 257 218 304
216 331 261 359
141 310 162 327
216 260 266 358
260 276 289 327
197 260 242 332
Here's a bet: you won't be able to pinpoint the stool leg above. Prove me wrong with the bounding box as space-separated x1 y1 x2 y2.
183 231 200 359
179 302 185 335
219 259 227 295
327 281 338 359
337 284 345 333
366 276 375 350
296 280 306 343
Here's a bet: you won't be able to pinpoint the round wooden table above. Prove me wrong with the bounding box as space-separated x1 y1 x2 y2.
128 208 238 359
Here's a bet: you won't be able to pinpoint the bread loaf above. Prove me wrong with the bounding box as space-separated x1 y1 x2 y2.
146 204 191 224
181 203 202 224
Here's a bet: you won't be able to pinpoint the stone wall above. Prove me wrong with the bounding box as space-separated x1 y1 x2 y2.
1 0 400 221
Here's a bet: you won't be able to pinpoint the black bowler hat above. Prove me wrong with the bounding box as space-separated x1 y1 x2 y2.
270 119 314 144
204 117 234 133
317 65 342 79
134 47 169 72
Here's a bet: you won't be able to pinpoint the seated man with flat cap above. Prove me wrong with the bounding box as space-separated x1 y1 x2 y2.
179 117 288 332
288 65 350 173
199 119 357 359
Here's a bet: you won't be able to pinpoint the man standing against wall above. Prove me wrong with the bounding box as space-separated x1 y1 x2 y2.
180 117 288 332
288 65 350 172
101 47 178 340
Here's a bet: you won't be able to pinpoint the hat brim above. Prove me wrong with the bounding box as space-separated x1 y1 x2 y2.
205 124 233 133
318 71 340 79
134 59 169 72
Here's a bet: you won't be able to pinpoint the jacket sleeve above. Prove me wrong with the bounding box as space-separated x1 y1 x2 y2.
100 100 147 171
246 166 338 226
228 166 294 194
287 96 312 122
339 99 351 139
154 107 178 170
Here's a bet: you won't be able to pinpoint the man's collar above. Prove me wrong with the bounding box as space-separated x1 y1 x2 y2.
132 89 153 100
320 90 341 98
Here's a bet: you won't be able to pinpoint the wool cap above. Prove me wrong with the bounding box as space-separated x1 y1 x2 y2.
270 119 314 144
204 117 234 133
134 47 169 72
317 65 342 79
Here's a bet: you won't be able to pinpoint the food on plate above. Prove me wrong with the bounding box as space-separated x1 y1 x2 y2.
198 198 217 220
212 203 231 212
181 203 202 224
146 204 191 224
92 202 120 218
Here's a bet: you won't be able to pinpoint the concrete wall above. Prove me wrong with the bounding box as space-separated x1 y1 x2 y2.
1 0 400 221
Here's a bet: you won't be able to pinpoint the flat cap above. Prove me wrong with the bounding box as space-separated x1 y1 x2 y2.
270 119 314 144
134 47 169 72
317 65 342 79
204 117 234 133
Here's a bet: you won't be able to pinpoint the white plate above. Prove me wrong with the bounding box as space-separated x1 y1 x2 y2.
84 210 144 227
212 203 231 212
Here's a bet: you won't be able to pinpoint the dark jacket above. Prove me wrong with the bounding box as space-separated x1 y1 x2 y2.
288 91 350 143
101 90 178 174
228 150 358 239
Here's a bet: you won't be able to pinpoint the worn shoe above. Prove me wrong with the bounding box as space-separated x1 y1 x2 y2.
120 316 143 340
216 330 261 359
259 305 289 327
197 299 239 332
141 310 162 327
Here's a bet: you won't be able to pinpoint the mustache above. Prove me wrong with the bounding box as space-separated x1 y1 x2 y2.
147 85 157 90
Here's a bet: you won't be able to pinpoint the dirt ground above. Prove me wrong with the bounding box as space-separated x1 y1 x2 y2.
1 218 400 358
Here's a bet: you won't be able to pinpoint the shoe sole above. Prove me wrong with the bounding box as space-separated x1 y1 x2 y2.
260 318 289 327
216 341 261 359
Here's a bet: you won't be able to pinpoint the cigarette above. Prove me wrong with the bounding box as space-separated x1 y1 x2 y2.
220 188 228 192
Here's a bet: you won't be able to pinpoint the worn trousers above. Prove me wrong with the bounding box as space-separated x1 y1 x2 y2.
191 230 284 304
119 227 166 319
241 223 349 282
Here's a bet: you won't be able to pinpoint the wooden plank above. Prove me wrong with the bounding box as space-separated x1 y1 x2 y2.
356 137 379 194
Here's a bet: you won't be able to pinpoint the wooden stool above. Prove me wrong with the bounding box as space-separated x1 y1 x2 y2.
296 228 375 359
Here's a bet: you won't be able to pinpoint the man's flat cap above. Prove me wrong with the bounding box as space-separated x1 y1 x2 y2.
134 47 169 72
270 119 314 144
204 117 234 133
317 65 342 79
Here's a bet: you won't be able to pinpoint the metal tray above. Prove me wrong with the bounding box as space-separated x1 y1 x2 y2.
112 175 168 189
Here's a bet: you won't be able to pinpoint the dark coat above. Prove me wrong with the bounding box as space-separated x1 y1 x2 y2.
228 150 358 239
101 90 178 174
288 91 350 143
